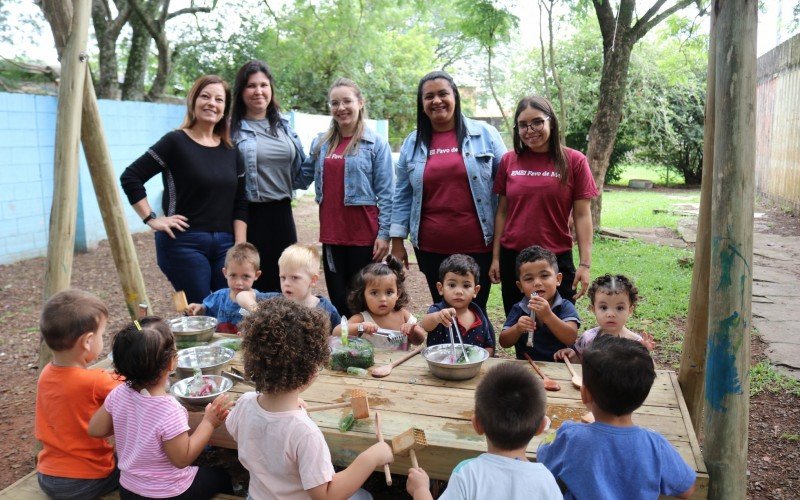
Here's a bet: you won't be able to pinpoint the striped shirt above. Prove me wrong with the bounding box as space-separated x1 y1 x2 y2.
104 384 197 497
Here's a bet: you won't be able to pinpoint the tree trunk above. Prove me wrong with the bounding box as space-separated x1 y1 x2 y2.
146 29 170 100
486 44 510 131
544 0 566 137
537 1 549 96
91 0 130 100
122 0 158 101
586 42 633 228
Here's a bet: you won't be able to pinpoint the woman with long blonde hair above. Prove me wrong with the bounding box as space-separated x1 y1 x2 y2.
297 78 394 316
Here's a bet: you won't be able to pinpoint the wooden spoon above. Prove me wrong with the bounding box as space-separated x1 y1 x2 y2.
524 353 561 391
563 357 582 389
371 344 425 378
374 411 392 485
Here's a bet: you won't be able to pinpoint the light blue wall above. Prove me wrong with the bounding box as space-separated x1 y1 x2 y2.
0 92 389 265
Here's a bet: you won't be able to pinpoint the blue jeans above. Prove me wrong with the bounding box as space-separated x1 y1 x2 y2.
155 230 234 304
37 468 120 499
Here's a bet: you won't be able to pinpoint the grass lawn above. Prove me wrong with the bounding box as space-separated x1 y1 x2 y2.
600 189 700 230
610 162 689 188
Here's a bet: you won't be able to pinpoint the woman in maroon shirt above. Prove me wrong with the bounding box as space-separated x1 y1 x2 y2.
489 96 598 314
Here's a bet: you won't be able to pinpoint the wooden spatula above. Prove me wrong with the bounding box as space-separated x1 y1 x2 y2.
524 353 561 391
371 344 425 378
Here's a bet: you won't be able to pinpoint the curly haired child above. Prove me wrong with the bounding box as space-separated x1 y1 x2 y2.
227 297 393 499
554 274 653 362
88 317 233 499
332 255 426 349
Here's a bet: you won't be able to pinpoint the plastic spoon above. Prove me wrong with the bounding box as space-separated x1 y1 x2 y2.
563 357 582 389
447 316 457 363
526 293 536 347
524 353 561 391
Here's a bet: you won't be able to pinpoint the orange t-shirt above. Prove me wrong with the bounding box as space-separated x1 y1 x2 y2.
35 364 122 479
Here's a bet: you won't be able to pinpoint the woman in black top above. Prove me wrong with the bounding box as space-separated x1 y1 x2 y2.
230 60 307 292
120 75 248 304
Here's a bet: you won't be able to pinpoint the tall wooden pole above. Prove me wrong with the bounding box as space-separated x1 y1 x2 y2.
38 0 151 321
678 12 716 435
40 0 91 367
703 1 756 498
81 68 151 318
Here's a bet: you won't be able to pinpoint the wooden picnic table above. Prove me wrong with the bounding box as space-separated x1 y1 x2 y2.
182 348 708 498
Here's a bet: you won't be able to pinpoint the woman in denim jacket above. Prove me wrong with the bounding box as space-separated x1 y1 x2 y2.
390 71 506 311
296 78 394 316
230 60 307 292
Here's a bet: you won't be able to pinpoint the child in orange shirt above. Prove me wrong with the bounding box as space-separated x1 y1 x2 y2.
35 289 122 499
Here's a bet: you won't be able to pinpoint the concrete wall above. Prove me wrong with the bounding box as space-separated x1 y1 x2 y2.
0 92 388 265
756 32 800 214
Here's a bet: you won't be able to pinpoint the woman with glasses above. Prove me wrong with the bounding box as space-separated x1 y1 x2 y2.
390 71 506 311
230 60 307 292
489 96 598 314
296 78 393 316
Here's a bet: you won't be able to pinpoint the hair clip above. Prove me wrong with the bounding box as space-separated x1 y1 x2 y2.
134 320 142 331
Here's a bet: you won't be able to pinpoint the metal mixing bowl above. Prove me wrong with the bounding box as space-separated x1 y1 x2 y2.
169 316 218 344
422 344 489 380
176 345 235 379
171 374 233 406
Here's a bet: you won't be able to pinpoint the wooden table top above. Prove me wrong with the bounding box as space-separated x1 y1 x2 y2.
181 348 708 496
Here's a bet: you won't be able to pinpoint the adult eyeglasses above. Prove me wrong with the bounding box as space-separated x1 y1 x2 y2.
515 116 550 133
328 98 356 109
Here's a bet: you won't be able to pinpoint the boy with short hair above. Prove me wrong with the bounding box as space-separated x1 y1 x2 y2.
35 289 122 499
187 242 264 334
237 243 341 329
498 245 580 361
537 336 696 499
406 363 561 499
420 254 495 356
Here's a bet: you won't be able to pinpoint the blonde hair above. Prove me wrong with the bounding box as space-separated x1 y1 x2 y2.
225 242 260 271
316 78 367 158
278 243 321 276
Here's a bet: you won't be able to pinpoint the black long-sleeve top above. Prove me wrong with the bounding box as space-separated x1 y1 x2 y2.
120 130 248 233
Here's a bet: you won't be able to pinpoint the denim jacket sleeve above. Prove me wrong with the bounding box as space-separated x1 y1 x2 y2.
390 133 417 239
295 135 319 191
371 135 394 240
283 118 308 189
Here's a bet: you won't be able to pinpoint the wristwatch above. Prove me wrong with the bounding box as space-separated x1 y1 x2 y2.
142 212 157 225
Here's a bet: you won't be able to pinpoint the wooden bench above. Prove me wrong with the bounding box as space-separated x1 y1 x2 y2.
0 471 243 499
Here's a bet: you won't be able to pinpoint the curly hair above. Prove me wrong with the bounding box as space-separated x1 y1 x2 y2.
239 297 331 394
112 317 176 391
588 274 639 307
347 255 409 313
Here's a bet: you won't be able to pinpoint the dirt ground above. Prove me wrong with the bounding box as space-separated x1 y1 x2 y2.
1 195 798 498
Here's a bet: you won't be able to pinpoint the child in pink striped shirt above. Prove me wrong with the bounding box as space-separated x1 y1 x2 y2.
88 317 234 499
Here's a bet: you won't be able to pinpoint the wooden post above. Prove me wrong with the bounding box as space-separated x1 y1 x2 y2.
40 0 91 367
678 11 716 435
703 1 756 498
80 68 151 318
38 0 151 321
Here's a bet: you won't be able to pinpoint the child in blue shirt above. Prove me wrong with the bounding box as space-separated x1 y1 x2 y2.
406 363 561 499
498 246 580 361
186 242 263 334
537 336 696 499
237 243 341 331
420 254 495 356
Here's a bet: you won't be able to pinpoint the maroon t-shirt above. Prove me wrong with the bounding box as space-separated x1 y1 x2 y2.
319 138 379 246
418 130 489 254
493 147 598 253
